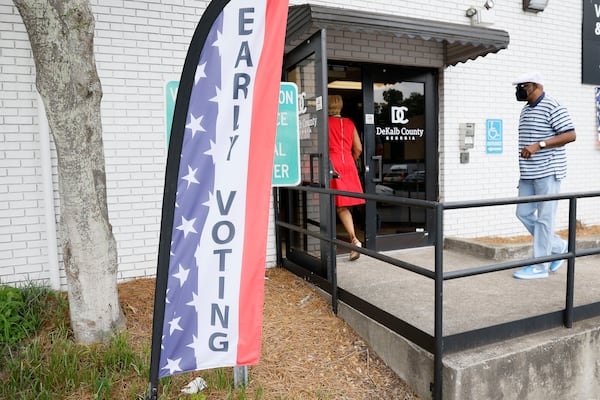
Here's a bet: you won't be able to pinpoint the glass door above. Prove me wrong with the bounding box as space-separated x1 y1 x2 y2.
281 30 330 277
326 64 365 249
363 66 438 250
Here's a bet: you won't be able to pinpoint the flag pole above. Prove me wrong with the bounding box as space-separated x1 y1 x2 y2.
145 53 189 400
234 366 249 387
146 71 187 400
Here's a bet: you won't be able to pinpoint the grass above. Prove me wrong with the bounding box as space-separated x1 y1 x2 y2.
0 282 50 345
0 283 263 400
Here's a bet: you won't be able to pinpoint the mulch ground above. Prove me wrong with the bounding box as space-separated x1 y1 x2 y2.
118 267 421 399
473 223 600 244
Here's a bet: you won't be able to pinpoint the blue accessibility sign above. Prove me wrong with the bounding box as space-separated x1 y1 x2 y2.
485 119 503 154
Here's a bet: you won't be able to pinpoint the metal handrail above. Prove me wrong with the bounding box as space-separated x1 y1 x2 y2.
275 186 600 400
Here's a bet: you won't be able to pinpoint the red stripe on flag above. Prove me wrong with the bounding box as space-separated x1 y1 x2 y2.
236 0 289 366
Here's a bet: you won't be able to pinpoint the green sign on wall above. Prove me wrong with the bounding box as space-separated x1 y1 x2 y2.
273 82 300 186
165 80 179 147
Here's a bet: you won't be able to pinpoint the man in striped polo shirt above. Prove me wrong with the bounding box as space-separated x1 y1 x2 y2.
511 72 577 280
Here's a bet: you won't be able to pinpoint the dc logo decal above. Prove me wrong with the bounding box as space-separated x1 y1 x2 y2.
391 106 409 124
298 92 307 114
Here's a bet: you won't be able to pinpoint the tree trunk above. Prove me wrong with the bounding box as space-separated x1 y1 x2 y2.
14 0 125 343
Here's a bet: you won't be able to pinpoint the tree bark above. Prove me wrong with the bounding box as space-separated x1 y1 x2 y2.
14 0 125 343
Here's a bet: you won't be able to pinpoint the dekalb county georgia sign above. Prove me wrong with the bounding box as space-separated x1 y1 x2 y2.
376 126 424 141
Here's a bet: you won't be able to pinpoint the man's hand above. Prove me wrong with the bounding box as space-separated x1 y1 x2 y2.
521 130 576 159
521 143 541 159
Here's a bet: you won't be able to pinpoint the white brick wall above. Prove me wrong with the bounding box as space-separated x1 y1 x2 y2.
1 0 599 287
1 0 45 286
440 0 599 238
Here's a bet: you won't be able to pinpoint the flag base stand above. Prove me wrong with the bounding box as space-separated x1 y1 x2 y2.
234 366 248 388
146 385 158 400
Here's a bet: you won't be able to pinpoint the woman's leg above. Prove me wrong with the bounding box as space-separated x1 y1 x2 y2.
337 206 361 260
337 206 356 242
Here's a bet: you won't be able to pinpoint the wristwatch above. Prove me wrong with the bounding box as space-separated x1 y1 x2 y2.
539 141 547 148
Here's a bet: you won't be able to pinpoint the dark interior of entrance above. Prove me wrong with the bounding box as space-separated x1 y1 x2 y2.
327 63 427 250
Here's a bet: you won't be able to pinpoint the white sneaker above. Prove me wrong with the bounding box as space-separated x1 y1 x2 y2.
513 265 548 280
549 242 569 272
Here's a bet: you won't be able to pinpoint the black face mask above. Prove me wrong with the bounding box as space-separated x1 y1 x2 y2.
515 85 528 102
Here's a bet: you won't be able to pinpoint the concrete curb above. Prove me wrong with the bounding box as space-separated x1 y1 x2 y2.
445 236 600 261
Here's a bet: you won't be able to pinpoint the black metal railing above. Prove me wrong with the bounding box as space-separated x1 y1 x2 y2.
274 185 600 400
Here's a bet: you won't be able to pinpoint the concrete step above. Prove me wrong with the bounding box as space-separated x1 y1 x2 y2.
338 301 600 400
445 235 600 261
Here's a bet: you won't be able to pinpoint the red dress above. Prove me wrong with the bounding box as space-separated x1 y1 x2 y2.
328 116 365 207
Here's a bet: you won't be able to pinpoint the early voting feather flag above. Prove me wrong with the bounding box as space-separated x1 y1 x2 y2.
148 0 289 387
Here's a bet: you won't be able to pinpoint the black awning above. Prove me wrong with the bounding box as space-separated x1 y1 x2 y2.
286 4 510 66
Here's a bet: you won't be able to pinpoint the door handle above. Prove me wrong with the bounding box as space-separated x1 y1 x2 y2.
371 155 382 183
309 153 321 186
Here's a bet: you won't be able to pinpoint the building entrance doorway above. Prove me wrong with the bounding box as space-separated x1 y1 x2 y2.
278 31 438 279
328 63 438 251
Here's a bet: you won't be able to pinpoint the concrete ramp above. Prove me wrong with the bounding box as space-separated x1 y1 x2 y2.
333 239 600 399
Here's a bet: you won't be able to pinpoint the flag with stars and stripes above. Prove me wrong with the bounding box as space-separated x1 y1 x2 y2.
149 0 289 382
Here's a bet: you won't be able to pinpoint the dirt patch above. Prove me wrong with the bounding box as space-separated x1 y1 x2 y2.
473 224 600 244
118 268 421 399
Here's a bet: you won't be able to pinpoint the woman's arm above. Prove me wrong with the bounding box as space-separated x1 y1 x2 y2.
352 127 362 161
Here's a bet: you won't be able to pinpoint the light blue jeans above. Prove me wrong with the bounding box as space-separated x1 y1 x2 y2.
516 176 566 269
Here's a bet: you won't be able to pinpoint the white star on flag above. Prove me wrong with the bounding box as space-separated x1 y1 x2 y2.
203 139 217 161
168 316 184 335
186 291 202 312
209 86 222 104
187 334 203 352
182 166 200 189
204 136 232 165
176 216 197 238
173 264 190 287
185 114 206 138
162 358 183 375
194 62 207 85
212 30 223 57
200 191 215 209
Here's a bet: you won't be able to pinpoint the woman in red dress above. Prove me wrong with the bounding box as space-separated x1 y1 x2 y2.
328 95 365 261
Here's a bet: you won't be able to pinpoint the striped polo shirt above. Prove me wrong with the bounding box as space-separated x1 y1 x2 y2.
518 92 575 180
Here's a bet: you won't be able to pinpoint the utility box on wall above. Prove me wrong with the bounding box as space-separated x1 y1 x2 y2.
459 123 475 150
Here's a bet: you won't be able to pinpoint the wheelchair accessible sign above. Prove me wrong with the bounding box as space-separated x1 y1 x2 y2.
485 119 503 154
